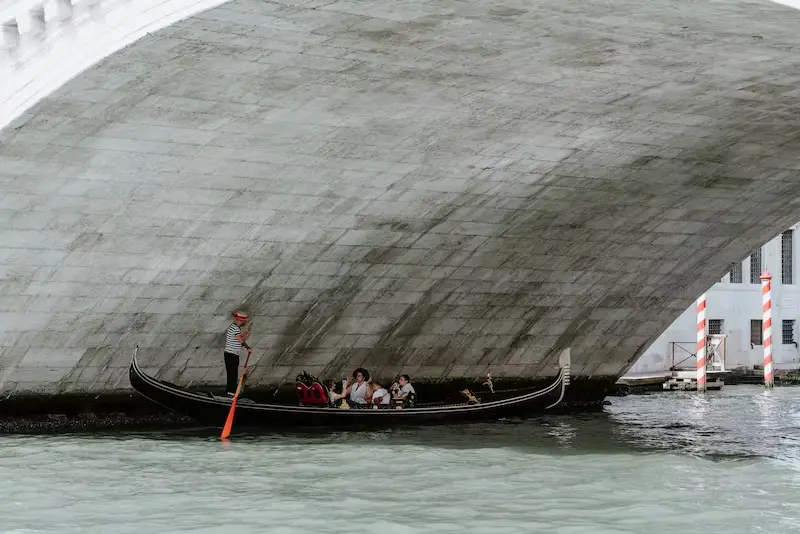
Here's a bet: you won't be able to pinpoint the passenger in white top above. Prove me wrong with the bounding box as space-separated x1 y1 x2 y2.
368 382 391 407
342 368 371 407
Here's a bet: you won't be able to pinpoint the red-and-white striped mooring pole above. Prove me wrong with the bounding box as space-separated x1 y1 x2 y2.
762 269 774 388
696 293 707 392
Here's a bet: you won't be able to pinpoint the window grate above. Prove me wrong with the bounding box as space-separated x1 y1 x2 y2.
751 319 763 346
729 262 743 283
782 319 795 345
750 248 763 284
782 230 793 284
708 319 723 335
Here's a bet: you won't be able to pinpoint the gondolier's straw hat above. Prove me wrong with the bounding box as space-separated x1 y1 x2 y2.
232 311 249 320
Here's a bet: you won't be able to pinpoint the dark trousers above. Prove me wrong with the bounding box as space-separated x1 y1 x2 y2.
224 352 240 394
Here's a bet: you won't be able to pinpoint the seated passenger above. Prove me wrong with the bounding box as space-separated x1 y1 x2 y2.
325 379 346 407
397 374 415 398
368 382 391 409
393 374 416 408
342 368 371 408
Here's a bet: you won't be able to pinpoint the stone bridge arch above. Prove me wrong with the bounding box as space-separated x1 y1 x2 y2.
1 0 800 410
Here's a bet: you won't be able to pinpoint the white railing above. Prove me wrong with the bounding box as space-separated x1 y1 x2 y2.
0 0 228 130
668 335 726 372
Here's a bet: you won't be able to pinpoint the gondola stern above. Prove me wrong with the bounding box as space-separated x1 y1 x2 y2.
127 345 204 417
130 345 141 374
128 345 153 400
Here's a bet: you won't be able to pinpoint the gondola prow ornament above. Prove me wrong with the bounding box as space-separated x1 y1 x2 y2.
559 348 571 386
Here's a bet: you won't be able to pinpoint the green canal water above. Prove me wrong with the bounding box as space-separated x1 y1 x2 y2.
1 385 799 533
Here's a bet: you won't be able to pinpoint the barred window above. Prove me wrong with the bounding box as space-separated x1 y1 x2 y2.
729 262 743 283
751 319 763 345
750 248 763 284
782 230 793 284
708 319 723 335
783 320 795 345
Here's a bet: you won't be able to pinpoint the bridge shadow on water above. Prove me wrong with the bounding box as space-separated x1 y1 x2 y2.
90 413 758 461
97 412 653 456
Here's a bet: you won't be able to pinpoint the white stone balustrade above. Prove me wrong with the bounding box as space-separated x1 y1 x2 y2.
0 0 228 131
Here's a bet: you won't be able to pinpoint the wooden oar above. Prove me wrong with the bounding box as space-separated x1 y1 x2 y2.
220 348 252 441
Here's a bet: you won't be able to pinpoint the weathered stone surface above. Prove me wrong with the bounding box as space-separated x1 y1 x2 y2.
1 0 800 399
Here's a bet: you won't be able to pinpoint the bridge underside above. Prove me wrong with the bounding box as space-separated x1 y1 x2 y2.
1 0 800 412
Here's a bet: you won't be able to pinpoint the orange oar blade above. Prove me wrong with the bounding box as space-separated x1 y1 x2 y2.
220 397 238 440
219 349 252 441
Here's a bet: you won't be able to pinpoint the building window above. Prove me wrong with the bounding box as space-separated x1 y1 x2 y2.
783 320 796 345
750 248 763 284
782 230 793 284
751 319 763 346
708 319 723 335
729 262 743 283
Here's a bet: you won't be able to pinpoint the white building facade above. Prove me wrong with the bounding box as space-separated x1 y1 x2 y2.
629 223 800 374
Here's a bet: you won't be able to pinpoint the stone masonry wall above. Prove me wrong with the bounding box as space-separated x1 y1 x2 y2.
1 0 800 396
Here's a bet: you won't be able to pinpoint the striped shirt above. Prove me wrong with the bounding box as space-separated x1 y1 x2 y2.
224 323 242 354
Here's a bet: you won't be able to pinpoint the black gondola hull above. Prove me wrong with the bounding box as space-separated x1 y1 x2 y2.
128 352 569 430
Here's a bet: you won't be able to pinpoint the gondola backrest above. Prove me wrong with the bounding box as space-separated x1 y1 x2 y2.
295 382 329 406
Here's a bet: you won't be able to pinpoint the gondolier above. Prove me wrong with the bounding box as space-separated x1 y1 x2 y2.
224 311 252 396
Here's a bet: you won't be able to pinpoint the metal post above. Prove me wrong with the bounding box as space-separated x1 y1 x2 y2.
696 293 707 393
762 270 774 388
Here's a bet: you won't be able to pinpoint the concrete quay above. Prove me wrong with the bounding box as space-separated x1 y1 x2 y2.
2 0 800 420
616 369 800 394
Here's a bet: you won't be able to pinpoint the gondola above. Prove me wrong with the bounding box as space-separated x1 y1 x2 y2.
128 347 571 429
